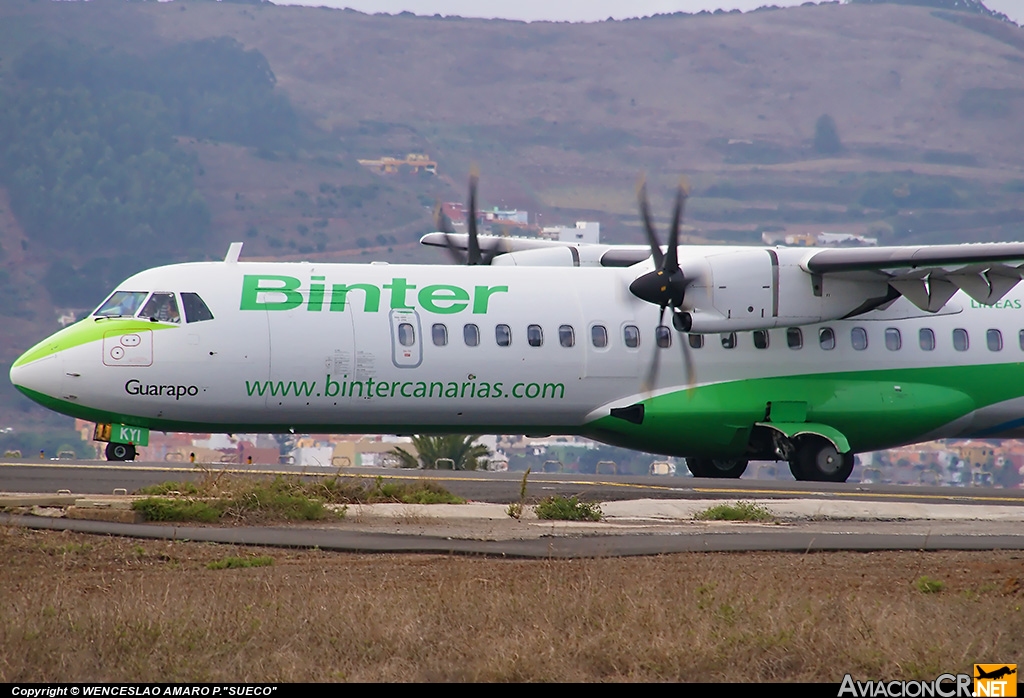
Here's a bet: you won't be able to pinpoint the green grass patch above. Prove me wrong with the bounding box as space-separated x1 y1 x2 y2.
314 476 464 505
914 576 945 594
137 481 201 496
206 555 274 571
695 502 774 522
41 542 92 556
222 478 329 521
131 475 463 523
132 497 223 523
534 495 602 521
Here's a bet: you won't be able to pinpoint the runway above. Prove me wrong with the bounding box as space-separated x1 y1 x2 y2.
3 458 1024 556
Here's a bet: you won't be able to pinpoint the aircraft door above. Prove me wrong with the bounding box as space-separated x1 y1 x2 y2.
389 309 423 369
267 289 355 412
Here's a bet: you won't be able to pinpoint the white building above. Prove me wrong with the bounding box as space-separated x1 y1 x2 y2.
541 221 600 244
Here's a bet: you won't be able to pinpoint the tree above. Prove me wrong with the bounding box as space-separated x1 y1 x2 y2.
813 113 842 155
390 435 491 470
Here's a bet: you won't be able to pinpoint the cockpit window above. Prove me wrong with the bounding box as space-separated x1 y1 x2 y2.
181 293 214 323
94 291 148 318
139 292 181 324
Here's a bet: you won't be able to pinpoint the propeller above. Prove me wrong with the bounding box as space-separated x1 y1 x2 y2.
433 167 496 266
632 176 696 393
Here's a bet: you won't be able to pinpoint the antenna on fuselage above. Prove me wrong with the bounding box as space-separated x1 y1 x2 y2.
224 242 244 263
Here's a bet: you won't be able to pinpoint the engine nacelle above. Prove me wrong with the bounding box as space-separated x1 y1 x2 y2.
674 247 893 332
491 246 580 267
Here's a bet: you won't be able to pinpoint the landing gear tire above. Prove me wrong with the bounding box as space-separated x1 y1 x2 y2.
686 457 748 479
791 436 853 483
105 442 136 462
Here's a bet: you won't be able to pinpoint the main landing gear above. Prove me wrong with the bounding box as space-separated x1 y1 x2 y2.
105 442 137 462
788 435 854 483
688 432 855 482
686 457 748 478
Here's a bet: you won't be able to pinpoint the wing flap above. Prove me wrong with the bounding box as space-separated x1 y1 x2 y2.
804 243 1024 312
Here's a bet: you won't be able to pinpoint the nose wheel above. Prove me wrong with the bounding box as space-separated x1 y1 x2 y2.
105 442 137 462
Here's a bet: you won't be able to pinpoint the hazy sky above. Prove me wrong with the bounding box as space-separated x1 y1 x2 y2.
277 1 1023 24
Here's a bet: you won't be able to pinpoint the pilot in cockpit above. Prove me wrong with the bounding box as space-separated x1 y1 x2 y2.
139 292 181 324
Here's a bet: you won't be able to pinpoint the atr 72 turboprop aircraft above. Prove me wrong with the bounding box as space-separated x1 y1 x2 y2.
10 176 1024 482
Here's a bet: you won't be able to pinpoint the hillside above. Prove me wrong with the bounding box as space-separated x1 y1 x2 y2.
0 0 1022 427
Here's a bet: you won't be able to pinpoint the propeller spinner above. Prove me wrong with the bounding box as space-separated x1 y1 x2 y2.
632 177 696 391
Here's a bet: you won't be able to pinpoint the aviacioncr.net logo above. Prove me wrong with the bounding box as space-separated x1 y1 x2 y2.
838 674 974 697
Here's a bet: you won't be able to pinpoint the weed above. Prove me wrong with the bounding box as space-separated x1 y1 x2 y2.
534 495 602 521
914 576 945 594
695 502 774 522
507 467 530 520
41 542 92 556
206 555 274 570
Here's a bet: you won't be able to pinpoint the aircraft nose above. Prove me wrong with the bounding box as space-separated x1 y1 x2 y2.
9 348 62 404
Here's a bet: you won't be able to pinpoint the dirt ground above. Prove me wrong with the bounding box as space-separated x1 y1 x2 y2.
1 526 1022 682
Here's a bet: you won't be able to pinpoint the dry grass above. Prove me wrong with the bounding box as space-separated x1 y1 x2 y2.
1 527 1022 682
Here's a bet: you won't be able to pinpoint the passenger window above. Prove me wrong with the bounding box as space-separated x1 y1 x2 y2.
688 334 703 349
787 328 803 350
591 325 608 348
559 325 575 348
140 292 181 324
181 293 214 323
819 328 835 350
920 328 935 351
528 324 543 347
885 328 901 351
1019 329 1024 351
851 327 868 351
753 330 769 350
987 329 1003 352
95 291 148 318
397 323 415 347
496 324 511 347
432 323 448 347
623 325 640 349
953 328 969 352
463 324 480 347
721 333 737 349
656 326 672 348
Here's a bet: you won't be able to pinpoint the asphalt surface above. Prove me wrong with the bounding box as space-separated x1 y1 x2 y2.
4 458 1024 505
3 458 1024 556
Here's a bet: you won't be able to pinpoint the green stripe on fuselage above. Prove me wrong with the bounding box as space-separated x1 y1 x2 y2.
12 318 174 368
588 363 1024 457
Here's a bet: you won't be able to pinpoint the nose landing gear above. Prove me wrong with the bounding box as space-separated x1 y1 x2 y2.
105 442 137 462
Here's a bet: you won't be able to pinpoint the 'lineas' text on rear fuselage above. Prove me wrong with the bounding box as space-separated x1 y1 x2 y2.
239 274 509 314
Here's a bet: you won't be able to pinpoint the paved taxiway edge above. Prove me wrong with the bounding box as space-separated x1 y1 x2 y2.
5 498 1024 556
4 512 1024 556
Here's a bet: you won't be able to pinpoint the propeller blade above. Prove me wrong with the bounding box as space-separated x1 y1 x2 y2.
467 166 481 265
664 180 688 274
641 306 667 393
636 177 665 269
673 309 697 390
434 202 467 265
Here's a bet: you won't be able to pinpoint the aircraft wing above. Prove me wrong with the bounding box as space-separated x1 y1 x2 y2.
419 232 650 267
803 242 1024 311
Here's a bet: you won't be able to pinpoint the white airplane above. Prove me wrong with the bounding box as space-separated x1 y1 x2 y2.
10 175 1024 483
